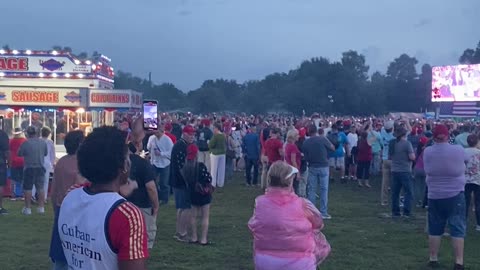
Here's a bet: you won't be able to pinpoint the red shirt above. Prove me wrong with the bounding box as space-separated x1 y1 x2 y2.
165 132 177 144
10 137 26 168
108 201 149 261
264 138 283 163
357 139 373 162
285 143 301 169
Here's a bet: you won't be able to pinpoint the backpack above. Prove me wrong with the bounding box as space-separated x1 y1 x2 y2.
327 132 340 149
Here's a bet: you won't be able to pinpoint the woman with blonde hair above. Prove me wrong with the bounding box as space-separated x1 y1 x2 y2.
285 129 304 196
248 161 330 270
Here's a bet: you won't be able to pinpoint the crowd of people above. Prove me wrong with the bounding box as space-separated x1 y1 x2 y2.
0 112 478 270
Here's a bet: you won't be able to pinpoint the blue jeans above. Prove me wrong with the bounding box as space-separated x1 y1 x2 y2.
245 158 259 185
371 152 381 175
391 172 414 216
155 166 170 204
307 167 330 216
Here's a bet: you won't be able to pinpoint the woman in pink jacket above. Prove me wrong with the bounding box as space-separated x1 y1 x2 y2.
248 161 330 270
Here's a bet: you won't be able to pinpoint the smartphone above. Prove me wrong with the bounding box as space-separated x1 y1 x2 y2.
143 100 158 131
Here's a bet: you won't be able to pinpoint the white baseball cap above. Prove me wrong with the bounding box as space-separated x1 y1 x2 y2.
286 165 299 178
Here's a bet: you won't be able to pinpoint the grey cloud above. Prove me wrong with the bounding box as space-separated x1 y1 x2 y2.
413 18 431 28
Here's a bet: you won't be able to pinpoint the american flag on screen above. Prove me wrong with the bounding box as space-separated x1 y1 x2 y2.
438 101 480 118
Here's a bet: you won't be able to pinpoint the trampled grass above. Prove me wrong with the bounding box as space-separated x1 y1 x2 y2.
0 173 479 270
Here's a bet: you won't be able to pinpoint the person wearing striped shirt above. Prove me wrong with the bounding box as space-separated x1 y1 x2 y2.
59 127 148 270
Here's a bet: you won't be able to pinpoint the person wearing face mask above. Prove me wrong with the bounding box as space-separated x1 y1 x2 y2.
58 126 148 270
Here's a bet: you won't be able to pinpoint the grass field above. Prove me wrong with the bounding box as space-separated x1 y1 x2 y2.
1 173 479 270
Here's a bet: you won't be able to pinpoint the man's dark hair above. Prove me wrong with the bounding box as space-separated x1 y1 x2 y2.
77 126 127 184
467 134 479 148
41 126 51 138
331 124 338 131
64 130 85 155
308 124 317 136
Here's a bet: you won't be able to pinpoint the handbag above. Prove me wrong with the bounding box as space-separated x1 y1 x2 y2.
195 181 215 195
194 163 215 195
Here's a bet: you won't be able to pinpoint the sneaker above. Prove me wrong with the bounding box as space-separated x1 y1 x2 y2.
173 232 188 242
21 207 32 215
381 202 388 206
0 208 8 215
475 225 480 232
427 261 440 268
322 214 332 220
37 207 45 214
453 263 464 270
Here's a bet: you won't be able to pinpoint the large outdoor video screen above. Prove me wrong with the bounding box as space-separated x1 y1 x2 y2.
432 64 480 102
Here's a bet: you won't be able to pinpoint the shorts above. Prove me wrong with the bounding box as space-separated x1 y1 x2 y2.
23 167 46 191
428 192 466 238
0 165 6 186
329 157 345 169
174 188 191 209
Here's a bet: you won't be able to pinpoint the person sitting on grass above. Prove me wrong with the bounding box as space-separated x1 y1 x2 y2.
248 161 330 270
182 144 213 245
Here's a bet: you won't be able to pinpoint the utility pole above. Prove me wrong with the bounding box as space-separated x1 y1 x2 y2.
148 72 152 87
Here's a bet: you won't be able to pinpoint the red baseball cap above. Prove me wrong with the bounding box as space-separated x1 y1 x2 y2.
299 127 307 138
187 144 199 160
419 136 429 145
433 124 449 140
164 122 173 131
201 119 211 127
182 125 196 135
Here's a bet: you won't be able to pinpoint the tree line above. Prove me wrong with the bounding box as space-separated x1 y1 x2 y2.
3 41 480 115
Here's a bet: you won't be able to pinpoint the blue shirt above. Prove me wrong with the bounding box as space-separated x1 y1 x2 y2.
368 131 382 154
328 131 348 158
242 132 260 160
381 128 395 160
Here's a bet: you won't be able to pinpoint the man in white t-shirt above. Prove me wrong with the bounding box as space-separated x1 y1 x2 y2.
147 126 174 205
346 125 358 180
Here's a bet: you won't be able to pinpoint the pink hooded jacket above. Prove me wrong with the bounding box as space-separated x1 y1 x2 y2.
248 187 330 270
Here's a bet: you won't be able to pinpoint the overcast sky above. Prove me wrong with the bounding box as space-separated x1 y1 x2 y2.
2 0 478 91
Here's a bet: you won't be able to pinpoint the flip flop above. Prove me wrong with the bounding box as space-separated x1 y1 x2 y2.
199 241 214 246
189 240 199 244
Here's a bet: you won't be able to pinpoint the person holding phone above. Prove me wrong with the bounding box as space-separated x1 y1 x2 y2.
127 132 159 249
147 125 174 205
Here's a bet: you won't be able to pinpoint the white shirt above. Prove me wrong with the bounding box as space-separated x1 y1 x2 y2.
43 138 56 171
347 133 358 152
147 134 173 168
59 188 124 270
